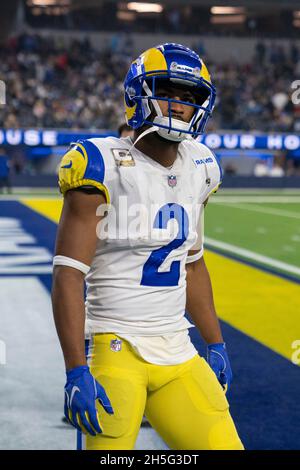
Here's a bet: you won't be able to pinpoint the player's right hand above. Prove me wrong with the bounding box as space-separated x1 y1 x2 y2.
64 365 113 436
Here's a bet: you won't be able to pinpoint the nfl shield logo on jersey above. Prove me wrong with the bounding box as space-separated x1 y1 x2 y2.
110 339 122 352
168 175 177 187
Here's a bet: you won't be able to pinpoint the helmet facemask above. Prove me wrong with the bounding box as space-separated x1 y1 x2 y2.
138 76 214 142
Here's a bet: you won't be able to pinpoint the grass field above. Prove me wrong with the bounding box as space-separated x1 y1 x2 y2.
205 189 300 281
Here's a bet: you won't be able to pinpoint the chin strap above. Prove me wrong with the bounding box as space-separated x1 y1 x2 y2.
122 122 211 190
124 125 159 159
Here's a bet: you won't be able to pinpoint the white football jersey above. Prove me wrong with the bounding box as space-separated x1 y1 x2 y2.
58 135 222 337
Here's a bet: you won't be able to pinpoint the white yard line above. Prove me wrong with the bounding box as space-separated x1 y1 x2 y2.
205 237 300 277
211 197 300 203
212 202 300 219
218 189 300 195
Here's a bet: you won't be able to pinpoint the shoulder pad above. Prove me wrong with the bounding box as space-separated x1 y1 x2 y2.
58 139 110 202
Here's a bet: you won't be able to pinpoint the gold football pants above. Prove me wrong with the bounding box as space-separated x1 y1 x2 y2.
77 333 244 450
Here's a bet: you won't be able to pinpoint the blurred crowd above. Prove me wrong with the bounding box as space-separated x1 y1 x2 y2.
0 33 133 131
1 33 300 134
208 41 300 133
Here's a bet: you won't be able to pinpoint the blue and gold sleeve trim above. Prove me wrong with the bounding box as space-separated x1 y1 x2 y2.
58 140 110 203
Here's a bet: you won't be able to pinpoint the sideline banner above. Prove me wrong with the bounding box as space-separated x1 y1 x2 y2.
1 129 300 150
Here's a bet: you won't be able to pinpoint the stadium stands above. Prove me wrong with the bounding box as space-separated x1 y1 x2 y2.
1 33 299 133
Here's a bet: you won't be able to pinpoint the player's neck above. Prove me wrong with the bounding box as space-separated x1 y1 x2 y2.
133 129 179 168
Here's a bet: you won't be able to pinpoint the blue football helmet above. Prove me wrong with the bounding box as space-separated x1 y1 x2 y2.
124 43 216 142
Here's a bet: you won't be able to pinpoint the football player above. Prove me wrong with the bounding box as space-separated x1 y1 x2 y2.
52 43 244 450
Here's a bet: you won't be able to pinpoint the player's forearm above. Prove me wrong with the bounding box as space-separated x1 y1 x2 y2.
186 257 223 344
51 266 87 370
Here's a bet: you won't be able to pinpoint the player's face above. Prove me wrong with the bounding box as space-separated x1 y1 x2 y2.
155 85 196 123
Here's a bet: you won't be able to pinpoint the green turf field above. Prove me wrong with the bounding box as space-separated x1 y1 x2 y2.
205 189 300 280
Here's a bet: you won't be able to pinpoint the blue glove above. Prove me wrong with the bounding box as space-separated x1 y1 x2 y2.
64 365 113 436
207 343 233 393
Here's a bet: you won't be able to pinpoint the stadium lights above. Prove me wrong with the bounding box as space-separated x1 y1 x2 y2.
211 7 245 15
211 14 246 24
28 0 70 6
127 2 163 13
28 0 56 5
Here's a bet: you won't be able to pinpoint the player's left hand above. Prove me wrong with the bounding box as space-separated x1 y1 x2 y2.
207 342 232 393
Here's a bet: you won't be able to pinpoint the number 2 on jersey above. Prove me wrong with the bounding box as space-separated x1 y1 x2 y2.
141 203 189 287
